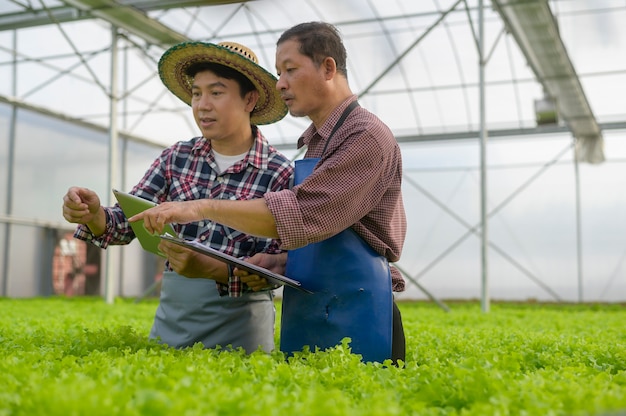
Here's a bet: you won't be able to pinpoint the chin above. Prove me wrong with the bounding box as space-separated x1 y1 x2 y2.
288 109 307 118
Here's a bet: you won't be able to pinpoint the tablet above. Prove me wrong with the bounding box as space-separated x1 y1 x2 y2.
160 233 312 293
112 189 177 258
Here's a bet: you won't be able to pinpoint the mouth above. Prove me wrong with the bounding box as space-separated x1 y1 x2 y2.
199 117 216 126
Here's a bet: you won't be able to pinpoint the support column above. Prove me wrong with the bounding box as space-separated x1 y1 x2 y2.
2 30 18 296
574 139 583 302
479 0 490 313
105 26 119 304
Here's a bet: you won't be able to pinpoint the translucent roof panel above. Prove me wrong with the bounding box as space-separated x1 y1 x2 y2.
2 0 626 302
1 0 624 148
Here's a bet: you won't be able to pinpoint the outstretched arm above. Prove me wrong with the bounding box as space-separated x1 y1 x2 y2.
129 198 279 239
62 186 107 236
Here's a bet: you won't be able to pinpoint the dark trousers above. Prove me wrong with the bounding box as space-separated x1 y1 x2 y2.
392 301 406 363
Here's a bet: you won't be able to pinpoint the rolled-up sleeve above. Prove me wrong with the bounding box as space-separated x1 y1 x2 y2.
264 189 308 250
74 207 134 248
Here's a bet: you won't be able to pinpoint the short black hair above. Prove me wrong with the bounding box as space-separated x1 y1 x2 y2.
185 62 256 97
277 21 348 78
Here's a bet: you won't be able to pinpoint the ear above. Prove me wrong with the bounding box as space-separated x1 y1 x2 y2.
322 57 337 80
244 90 260 113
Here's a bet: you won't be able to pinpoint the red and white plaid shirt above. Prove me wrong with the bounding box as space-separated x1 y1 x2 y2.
75 127 293 296
265 96 407 292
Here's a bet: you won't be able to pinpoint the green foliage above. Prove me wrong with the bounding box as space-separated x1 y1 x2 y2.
1 298 626 415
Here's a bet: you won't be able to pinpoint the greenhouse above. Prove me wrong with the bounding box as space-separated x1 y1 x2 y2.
2 1 626 415
2 0 625 304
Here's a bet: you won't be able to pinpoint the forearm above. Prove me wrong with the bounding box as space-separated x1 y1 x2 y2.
131 197 279 240
85 206 108 237
200 198 279 239
172 254 229 283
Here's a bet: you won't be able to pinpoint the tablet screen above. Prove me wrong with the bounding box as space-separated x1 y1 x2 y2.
112 189 177 258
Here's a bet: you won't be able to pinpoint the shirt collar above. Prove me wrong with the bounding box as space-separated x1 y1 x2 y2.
297 95 358 149
191 126 269 171
246 126 271 170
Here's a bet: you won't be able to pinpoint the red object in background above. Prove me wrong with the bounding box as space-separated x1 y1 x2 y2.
52 232 94 296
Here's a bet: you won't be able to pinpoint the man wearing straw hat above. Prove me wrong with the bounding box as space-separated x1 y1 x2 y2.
132 22 407 364
62 41 292 353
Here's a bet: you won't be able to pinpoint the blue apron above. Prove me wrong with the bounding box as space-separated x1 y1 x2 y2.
280 106 393 363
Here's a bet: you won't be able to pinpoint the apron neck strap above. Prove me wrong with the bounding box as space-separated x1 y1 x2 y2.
320 100 360 156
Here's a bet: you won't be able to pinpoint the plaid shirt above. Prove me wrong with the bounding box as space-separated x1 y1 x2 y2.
75 126 293 296
265 96 407 292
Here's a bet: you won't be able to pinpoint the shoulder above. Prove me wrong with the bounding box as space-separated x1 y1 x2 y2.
266 145 291 165
348 106 397 151
353 106 393 136
163 136 205 156
266 146 294 175
254 129 294 173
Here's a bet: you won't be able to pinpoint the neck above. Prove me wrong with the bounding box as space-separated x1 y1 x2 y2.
210 126 255 156
310 85 353 130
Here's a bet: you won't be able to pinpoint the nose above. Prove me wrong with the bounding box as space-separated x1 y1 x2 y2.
276 74 286 91
194 93 212 111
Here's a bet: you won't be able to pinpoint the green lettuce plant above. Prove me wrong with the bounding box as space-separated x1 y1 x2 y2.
1 297 625 415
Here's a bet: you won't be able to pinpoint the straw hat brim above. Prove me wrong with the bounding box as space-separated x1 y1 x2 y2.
158 42 287 125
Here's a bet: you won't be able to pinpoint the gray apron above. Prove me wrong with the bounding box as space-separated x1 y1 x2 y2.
149 271 275 353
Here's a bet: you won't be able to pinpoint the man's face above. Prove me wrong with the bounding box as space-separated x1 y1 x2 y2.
275 39 326 118
190 70 252 142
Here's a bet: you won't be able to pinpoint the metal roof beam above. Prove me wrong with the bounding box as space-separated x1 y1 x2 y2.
0 1 249 33
118 0 251 10
60 0 189 45
274 122 625 150
491 0 604 163
4 92 624 152
0 6 89 31
392 121 625 144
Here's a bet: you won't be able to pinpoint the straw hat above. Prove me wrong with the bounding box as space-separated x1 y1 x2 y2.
158 41 287 125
